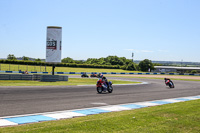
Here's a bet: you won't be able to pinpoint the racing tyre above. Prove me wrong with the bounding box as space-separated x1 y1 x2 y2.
169 82 175 88
108 86 113 93
97 87 103 93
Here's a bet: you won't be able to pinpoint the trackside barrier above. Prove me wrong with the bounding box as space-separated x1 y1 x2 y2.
0 74 68 81
0 74 32 80
40 75 60 82
0 71 200 76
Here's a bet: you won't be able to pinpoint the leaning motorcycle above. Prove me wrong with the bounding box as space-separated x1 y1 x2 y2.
165 80 175 88
96 79 113 93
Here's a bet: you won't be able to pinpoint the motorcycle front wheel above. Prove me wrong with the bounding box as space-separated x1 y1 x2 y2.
107 86 113 93
97 87 103 93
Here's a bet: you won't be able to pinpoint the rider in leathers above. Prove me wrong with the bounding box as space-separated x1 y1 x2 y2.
102 76 109 88
164 78 171 85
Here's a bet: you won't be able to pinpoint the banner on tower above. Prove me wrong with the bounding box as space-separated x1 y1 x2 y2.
46 26 62 63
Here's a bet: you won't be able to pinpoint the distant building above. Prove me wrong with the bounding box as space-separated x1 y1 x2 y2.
154 66 200 73
16 57 45 61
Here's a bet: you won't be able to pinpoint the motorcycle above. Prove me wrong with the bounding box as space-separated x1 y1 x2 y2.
90 73 97 78
81 73 89 78
97 73 103 78
165 79 175 88
96 78 113 93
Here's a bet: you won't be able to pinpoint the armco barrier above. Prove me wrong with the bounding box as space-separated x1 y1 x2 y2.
0 74 68 81
0 71 200 76
40 75 59 82
0 74 32 80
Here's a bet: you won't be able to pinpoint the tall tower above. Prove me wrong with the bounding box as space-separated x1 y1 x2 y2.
132 52 134 62
46 26 62 75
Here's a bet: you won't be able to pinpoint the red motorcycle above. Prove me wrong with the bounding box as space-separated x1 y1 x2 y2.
90 73 97 77
96 79 113 93
164 78 175 88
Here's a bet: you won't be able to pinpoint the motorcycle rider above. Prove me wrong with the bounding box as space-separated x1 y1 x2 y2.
164 78 171 85
98 73 103 78
102 76 109 88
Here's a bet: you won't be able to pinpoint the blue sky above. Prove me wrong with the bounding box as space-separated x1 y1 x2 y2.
0 0 200 62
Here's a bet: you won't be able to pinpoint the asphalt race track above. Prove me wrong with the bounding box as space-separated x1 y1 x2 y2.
0 76 200 117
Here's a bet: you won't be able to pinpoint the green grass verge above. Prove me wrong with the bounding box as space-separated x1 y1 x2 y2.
0 64 141 73
1 99 199 132
0 78 140 86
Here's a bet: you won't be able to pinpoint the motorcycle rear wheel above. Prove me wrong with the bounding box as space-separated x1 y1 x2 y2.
169 82 175 88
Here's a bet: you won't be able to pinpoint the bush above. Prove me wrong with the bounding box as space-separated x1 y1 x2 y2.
191 70 197 73
122 62 138 71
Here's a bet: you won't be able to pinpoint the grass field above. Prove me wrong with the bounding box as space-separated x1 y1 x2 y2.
0 78 140 86
1 99 199 132
0 64 140 73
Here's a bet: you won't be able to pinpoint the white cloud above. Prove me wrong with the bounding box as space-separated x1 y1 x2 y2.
124 49 154 53
157 50 168 52
141 50 154 53
123 49 135 51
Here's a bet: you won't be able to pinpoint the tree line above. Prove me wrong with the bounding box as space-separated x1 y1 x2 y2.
62 56 139 71
4 54 155 72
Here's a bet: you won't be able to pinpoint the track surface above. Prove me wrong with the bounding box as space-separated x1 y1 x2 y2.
0 76 200 117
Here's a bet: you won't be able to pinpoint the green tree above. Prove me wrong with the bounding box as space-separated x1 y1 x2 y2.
122 59 138 71
22 56 29 61
74 60 84 64
153 63 162 66
62 57 75 63
35 58 41 62
85 56 137 67
98 57 106 65
105 56 125 66
138 59 154 72
7 54 16 60
126 62 137 71
191 70 197 73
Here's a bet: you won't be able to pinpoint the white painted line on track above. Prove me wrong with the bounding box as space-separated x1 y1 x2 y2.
98 105 131 111
44 112 86 120
161 99 181 103
91 103 108 105
77 82 149 87
133 102 160 106
0 119 18 126
179 96 200 100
